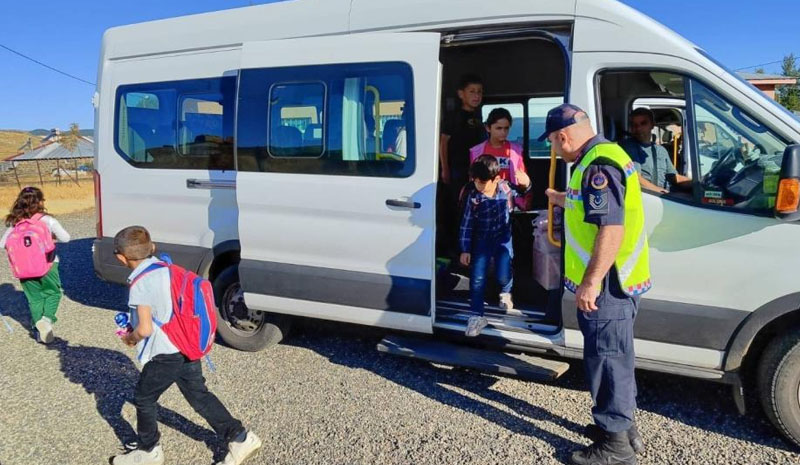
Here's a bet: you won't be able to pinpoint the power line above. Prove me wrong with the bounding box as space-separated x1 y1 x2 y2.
0 43 95 86
735 54 799 72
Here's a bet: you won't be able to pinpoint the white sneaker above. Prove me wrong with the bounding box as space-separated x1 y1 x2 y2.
465 316 489 337
111 445 165 465
217 431 262 465
499 293 514 311
35 317 54 344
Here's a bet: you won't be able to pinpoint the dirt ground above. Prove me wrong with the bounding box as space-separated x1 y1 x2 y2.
0 183 94 217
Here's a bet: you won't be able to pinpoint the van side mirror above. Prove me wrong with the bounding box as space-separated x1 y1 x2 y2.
775 144 800 221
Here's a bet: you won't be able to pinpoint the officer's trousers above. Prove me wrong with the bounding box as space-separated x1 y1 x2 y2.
577 292 639 434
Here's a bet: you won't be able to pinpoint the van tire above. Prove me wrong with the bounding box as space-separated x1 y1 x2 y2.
212 264 292 352
757 329 800 448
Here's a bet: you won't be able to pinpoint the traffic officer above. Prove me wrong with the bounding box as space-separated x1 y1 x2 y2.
539 104 651 465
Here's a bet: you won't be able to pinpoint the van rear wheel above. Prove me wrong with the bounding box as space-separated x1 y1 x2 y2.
757 329 800 448
212 264 292 352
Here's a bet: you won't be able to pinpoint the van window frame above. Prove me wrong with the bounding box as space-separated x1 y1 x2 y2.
595 66 789 218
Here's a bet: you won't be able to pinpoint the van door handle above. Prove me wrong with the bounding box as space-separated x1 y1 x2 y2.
386 199 421 209
186 179 236 190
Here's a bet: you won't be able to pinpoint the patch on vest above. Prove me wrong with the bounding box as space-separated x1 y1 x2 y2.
590 172 609 189
587 191 609 214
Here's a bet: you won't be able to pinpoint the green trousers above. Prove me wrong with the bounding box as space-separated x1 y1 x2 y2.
20 262 62 325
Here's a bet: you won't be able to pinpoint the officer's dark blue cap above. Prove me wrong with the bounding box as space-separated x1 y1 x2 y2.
537 103 586 142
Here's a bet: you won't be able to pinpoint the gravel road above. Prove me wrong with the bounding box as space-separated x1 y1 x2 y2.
0 211 798 465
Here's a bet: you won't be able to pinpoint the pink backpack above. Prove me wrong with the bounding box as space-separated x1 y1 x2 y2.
4 213 55 279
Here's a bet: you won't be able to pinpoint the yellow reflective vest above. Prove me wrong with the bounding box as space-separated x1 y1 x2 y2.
564 143 652 296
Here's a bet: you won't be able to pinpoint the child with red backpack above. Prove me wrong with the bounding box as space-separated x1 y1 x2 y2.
1 187 70 343
111 226 261 465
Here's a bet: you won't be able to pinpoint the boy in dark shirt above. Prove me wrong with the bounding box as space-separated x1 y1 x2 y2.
438 74 486 258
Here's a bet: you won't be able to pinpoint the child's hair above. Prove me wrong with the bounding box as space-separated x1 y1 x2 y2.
114 225 153 260
5 186 46 227
485 107 513 127
470 155 501 182
458 74 484 90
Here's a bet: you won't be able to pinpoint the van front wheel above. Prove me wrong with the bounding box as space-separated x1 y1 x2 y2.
212 265 292 352
757 329 800 448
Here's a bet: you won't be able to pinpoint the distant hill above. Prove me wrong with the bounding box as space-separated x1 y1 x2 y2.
0 131 43 160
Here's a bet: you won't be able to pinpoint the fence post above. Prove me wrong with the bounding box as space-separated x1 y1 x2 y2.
35 160 44 186
13 162 21 190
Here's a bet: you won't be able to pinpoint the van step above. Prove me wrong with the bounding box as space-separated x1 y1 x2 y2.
377 335 570 381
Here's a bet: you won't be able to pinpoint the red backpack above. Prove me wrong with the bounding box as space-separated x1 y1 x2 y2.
130 255 217 362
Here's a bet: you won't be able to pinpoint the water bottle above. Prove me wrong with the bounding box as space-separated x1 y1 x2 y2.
115 312 132 337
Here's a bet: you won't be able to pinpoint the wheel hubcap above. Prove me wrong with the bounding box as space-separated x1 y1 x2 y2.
222 283 264 334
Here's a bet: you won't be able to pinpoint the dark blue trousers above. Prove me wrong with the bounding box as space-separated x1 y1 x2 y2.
469 236 513 315
577 277 639 434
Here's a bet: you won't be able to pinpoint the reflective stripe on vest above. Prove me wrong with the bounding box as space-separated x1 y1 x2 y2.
564 143 652 297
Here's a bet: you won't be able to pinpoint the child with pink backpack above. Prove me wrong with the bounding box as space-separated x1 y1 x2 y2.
0 187 70 343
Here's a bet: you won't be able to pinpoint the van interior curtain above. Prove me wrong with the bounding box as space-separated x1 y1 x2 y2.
342 78 365 161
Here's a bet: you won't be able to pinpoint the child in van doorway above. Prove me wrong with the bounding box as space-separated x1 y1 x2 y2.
459 155 530 337
0 187 70 343
469 107 531 210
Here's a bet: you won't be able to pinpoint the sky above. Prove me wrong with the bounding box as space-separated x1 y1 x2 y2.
0 0 798 133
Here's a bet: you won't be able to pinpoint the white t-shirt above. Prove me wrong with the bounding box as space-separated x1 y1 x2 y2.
0 215 71 261
127 257 179 365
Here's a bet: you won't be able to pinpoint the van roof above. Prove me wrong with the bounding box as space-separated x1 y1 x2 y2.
101 0 601 60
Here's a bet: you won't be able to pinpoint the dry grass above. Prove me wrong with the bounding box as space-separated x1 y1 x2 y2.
0 131 42 160
0 183 94 217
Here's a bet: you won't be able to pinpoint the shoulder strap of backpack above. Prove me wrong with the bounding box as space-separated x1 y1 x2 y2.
128 262 168 288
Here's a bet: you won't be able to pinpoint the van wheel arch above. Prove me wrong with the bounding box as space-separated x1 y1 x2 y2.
724 293 800 374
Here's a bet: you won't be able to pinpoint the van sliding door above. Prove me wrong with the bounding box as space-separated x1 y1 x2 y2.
235 33 441 333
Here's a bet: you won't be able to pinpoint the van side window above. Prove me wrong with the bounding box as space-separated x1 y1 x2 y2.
115 77 235 170
268 82 325 158
528 96 564 157
237 62 414 177
690 79 789 211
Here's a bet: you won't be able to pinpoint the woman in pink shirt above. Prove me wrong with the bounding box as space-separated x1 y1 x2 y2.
469 108 530 209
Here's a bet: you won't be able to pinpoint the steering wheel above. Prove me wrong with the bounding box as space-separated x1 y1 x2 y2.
702 146 740 189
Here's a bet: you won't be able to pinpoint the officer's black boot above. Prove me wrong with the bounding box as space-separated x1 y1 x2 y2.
584 423 645 455
570 430 637 465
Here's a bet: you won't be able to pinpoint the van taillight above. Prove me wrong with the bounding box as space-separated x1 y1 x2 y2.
776 178 800 214
93 170 103 238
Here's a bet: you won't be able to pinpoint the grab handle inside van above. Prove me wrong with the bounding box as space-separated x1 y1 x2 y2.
547 146 561 248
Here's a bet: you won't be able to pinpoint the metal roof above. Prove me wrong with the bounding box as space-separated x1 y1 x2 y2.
6 137 93 161
738 72 798 82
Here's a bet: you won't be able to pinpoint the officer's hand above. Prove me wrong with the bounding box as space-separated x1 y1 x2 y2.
515 170 530 189
442 171 451 185
460 253 471 267
545 188 566 208
576 282 600 312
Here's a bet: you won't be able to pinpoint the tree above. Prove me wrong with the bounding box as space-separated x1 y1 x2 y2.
60 123 81 153
777 54 800 112
755 67 766 74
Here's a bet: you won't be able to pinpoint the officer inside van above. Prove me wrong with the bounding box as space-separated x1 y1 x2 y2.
543 103 649 465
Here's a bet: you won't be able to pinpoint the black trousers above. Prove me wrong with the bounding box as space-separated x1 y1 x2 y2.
134 353 244 450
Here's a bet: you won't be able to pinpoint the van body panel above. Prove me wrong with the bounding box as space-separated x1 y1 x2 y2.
97 50 241 261
564 329 725 370
100 0 351 61
235 33 441 333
